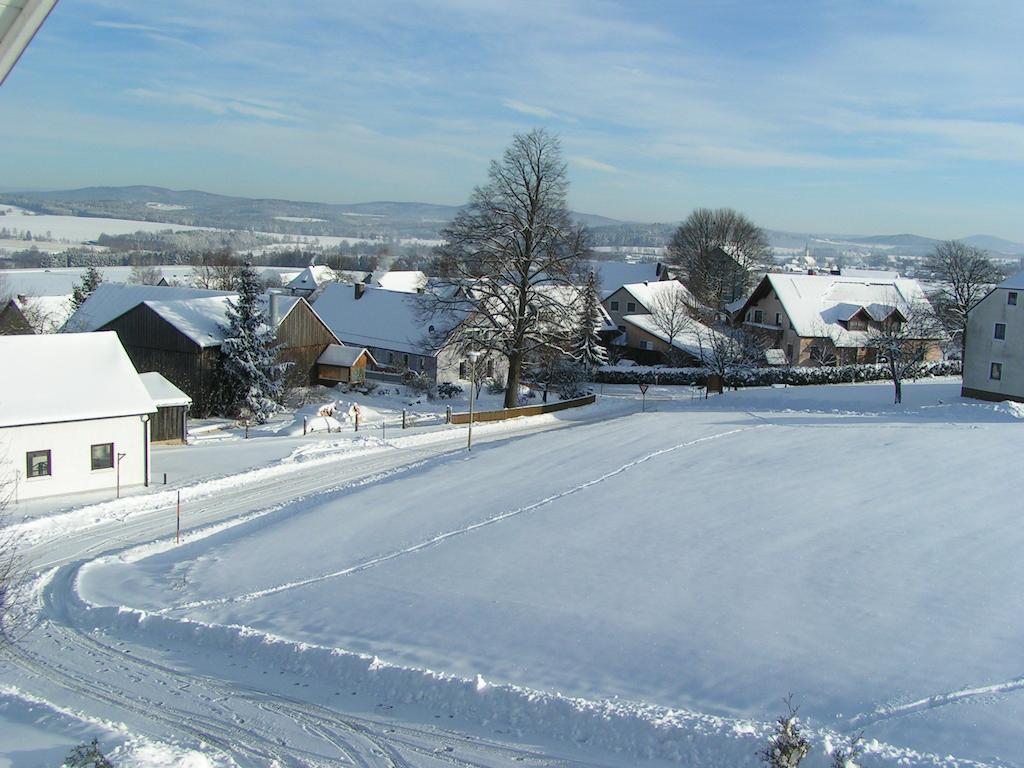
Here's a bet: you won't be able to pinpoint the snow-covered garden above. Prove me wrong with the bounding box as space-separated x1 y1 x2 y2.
34 378 1019 767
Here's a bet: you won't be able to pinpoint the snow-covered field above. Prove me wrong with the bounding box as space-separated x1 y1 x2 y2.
4 381 1022 766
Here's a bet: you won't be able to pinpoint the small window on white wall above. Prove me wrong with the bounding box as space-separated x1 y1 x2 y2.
26 450 51 478
990 362 1003 380
91 443 114 471
1009 292 1018 306
995 323 1006 340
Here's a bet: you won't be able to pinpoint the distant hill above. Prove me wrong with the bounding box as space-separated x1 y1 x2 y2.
3 186 1023 257
0 186 623 240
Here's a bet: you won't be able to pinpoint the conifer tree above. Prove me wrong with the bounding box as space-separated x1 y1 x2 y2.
70 266 103 311
576 270 608 371
219 263 289 423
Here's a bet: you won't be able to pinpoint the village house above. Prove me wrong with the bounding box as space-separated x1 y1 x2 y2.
65 284 339 414
733 271 943 365
600 280 707 362
0 297 33 334
313 282 468 384
138 371 192 444
584 260 671 300
962 270 1024 402
316 344 376 386
0 332 155 500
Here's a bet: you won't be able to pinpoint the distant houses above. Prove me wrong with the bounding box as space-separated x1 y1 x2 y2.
0 332 156 500
962 270 1024 402
0 297 33 334
733 271 943 366
65 283 339 414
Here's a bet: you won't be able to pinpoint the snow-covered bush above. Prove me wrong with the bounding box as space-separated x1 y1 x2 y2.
596 360 961 388
829 733 865 768
63 739 113 768
760 697 810 768
436 381 463 399
486 378 505 395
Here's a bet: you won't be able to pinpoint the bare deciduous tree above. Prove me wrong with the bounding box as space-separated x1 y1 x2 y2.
693 319 768 387
0 483 24 645
192 249 242 291
667 208 769 308
926 240 1002 360
428 129 589 409
863 299 944 404
647 285 698 366
129 264 162 285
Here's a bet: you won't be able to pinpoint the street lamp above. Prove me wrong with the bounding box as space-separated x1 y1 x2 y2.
467 351 482 451
115 451 127 499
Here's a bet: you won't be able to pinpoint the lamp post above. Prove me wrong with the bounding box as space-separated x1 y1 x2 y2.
115 451 127 499
467 351 482 451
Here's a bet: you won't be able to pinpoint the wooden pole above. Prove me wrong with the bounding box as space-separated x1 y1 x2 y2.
176 490 181 544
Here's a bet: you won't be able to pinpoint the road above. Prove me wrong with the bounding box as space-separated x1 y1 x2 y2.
3 400 643 767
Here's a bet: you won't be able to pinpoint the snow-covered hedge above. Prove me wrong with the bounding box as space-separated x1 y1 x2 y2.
596 361 962 387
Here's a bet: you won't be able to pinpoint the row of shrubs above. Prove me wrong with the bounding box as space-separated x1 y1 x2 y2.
596 360 962 387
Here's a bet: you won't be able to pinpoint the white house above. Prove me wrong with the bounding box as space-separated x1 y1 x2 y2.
0 332 156 500
962 270 1024 402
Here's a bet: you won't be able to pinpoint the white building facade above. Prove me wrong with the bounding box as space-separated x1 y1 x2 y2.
962 272 1024 402
0 332 155 501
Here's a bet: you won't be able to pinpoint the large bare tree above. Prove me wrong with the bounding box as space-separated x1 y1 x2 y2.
667 208 769 308
926 240 1001 360
647 286 698 366
429 129 589 408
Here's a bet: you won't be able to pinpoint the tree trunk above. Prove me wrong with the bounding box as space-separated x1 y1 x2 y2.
894 378 902 404
504 352 523 409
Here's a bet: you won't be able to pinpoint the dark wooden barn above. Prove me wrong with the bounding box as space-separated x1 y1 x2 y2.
100 294 338 416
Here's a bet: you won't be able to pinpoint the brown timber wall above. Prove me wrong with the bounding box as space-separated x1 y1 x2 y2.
450 394 596 424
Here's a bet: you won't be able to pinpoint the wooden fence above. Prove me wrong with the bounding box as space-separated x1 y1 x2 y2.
449 394 596 425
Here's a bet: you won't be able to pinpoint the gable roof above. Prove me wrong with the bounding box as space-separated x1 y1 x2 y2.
67 283 307 348
621 313 722 363
317 344 376 368
287 265 338 292
314 283 439 356
0 331 155 427
613 280 698 313
996 270 1024 291
64 283 234 333
139 371 192 408
585 261 663 299
740 272 935 346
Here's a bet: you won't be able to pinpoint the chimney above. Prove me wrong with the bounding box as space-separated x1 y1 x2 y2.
354 283 366 300
269 292 281 326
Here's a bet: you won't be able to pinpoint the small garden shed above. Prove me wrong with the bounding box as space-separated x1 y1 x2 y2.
316 344 375 386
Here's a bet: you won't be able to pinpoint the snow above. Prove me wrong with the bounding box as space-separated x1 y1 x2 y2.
0 332 155 427
621 312 722 361
0 212 206 242
314 282 441 356
274 216 327 222
620 279 698 312
63 283 234 333
285 264 336 291
317 343 372 367
586 260 663 298
371 270 428 293
54 380 1024 766
139 372 191 408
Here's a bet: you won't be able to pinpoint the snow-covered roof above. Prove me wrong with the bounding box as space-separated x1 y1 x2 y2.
585 261 662 299
371 270 428 293
66 283 303 347
317 344 376 368
0 331 155 427
139 371 192 407
616 280 698 313
64 283 234 333
621 314 721 363
996 270 1024 291
287 265 337 292
744 272 934 347
314 283 439 356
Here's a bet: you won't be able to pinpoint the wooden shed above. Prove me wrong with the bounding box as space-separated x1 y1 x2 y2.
139 371 192 444
316 344 375 385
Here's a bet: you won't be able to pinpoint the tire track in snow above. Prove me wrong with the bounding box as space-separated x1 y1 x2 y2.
848 676 1024 728
162 424 767 614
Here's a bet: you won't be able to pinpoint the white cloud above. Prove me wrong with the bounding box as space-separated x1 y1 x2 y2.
568 155 618 173
126 89 302 123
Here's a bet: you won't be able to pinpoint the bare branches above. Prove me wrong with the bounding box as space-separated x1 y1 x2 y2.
862 298 944 404
927 240 1001 359
647 286 699 366
428 129 589 408
0 482 24 645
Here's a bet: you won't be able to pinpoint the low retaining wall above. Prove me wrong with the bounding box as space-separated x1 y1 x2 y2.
450 394 596 424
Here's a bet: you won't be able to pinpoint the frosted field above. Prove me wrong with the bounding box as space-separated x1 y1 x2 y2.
78 380 1024 766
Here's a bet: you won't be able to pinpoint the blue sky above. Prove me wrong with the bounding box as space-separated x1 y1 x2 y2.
3 0 1024 239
